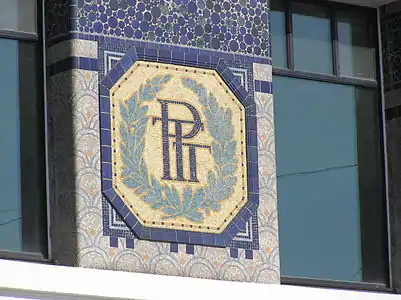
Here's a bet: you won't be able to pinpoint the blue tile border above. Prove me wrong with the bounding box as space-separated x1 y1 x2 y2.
99 42 260 248
254 80 272 94
47 56 99 76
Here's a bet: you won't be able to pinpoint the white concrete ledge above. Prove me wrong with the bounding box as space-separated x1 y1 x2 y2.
0 259 398 300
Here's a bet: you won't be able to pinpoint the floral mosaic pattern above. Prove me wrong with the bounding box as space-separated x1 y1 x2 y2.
77 0 270 57
119 75 238 223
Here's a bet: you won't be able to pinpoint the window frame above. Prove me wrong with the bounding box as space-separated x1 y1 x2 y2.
272 0 378 88
271 0 392 292
0 0 50 263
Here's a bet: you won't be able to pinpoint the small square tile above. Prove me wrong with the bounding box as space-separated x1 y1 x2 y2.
102 178 112 190
125 213 137 228
101 76 114 90
189 232 203 244
230 248 239 258
172 51 185 64
245 115 257 131
186 244 194 254
245 104 257 116
170 243 178 253
158 49 172 63
119 204 130 218
101 145 112 162
245 250 253 259
126 238 134 249
103 189 117 202
145 48 158 59
100 129 111 146
110 236 118 248
100 113 111 130
260 81 272 94
99 86 109 97
177 231 190 243
246 130 258 147
202 234 216 246
120 55 133 71
101 162 112 179
111 195 125 210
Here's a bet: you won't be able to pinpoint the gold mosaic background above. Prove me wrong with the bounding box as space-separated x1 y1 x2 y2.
110 62 248 233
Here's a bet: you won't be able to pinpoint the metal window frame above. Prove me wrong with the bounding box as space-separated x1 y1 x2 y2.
271 0 392 292
274 0 378 88
0 0 51 264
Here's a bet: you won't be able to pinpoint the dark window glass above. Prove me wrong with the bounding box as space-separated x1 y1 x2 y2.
0 0 37 34
270 0 287 68
0 37 45 254
292 3 333 74
337 12 376 79
274 75 386 283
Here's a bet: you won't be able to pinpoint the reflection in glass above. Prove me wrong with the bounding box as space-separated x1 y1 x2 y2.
270 0 287 68
337 12 376 79
0 38 44 253
0 0 36 33
292 3 332 74
274 75 385 283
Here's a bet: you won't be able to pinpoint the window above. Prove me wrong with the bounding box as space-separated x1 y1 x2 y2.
0 1 47 259
271 0 389 289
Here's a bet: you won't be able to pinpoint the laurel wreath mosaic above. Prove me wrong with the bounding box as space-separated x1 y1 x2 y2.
77 0 270 57
118 75 239 223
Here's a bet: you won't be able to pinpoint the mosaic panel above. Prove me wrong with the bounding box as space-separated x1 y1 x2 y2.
46 36 278 281
77 0 270 57
100 44 260 247
97 37 263 251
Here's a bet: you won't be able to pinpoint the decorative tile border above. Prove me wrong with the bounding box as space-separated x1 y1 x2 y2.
47 56 99 76
100 44 259 248
98 38 264 254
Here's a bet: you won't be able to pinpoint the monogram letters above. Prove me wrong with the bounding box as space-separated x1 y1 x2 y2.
152 100 211 183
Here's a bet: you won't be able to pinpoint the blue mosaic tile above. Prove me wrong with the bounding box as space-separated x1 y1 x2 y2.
101 145 112 162
254 79 272 93
102 178 112 190
170 243 179 253
126 237 135 249
110 236 118 247
230 247 239 258
245 249 253 259
47 56 99 76
76 0 270 57
186 244 195 255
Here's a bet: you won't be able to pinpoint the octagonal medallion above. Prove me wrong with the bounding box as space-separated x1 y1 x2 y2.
100 47 259 247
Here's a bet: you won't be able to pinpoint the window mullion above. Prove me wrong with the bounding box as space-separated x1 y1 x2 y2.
285 0 294 70
331 11 340 77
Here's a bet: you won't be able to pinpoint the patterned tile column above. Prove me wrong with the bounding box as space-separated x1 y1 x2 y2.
45 0 279 283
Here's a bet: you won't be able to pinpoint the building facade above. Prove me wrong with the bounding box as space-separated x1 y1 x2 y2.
0 0 401 298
